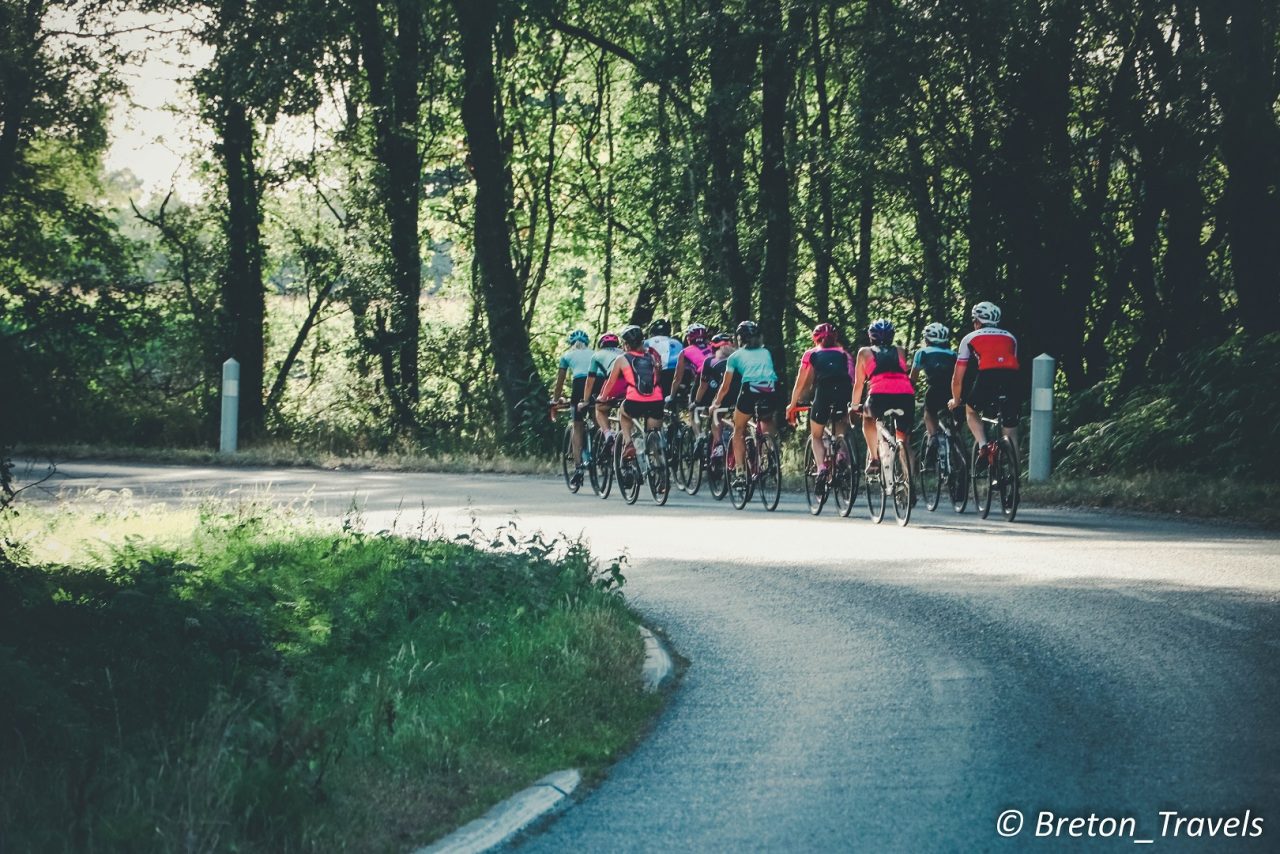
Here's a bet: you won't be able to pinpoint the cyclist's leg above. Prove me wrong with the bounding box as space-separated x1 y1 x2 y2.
861 405 879 464
922 401 940 440
593 400 611 437
965 404 988 448
731 409 750 474
620 402 637 452
809 412 828 469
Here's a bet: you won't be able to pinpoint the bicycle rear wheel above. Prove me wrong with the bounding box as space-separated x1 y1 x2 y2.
973 442 993 518
616 437 641 504
686 435 705 496
892 443 912 527
730 437 755 510
591 433 614 499
670 424 691 491
866 457 887 523
804 441 825 515
948 435 969 513
920 433 942 511
561 424 580 494
647 431 670 506
708 433 730 500
997 437 1020 521
833 434 858 517
757 433 781 512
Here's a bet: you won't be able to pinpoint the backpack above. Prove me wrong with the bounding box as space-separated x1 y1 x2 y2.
626 352 657 395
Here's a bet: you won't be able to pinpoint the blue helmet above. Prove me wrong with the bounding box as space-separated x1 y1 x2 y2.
868 319 895 345
566 329 590 347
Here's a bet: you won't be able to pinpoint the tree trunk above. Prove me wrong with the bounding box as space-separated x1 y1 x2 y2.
808 3 834 321
454 0 550 442
217 95 266 437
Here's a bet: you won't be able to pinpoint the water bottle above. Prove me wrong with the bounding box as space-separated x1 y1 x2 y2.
635 436 649 474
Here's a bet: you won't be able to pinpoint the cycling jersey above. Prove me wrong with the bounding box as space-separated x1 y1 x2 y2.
912 346 957 387
801 346 855 382
620 351 664 403
699 356 738 406
681 343 714 375
726 346 777 392
865 346 915 396
591 346 625 400
558 346 595 379
956 327 1019 371
645 335 683 370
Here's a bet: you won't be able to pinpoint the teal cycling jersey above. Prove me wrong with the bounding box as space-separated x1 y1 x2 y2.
912 346 957 387
726 346 778 390
558 346 595 379
589 346 622 378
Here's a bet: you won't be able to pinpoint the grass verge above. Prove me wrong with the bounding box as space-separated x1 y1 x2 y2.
0 500 659 852
1020 472 1280 529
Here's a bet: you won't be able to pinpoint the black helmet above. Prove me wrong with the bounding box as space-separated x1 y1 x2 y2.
649 318 671 337
736 320 759 341
620 324 645 348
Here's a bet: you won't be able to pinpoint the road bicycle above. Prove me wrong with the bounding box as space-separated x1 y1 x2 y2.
663 406 696 493
553 403 587 494
918 408 969 513
862 405 912 526
585 402 619 499
729 400 782 512
794 405 859 517
681 406 719 496
614 416 670 506
971 394 1020 521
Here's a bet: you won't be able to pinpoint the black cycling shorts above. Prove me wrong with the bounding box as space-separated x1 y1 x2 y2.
736 388 779 418
924 385 950 419
569 376 588 421
966 369 1020 427
866 393 915 429
810 378 853 426
622 399 666 422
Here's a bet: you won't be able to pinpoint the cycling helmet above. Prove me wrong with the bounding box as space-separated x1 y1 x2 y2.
923 322 950 344
971 301 1001 326
710 332 733 347
868 319 895 345
736 320 760 342
598 332 620 349
684 323 708 345
649 318 672 337
566 329 590 347
620 325 645 348
812 322 838 346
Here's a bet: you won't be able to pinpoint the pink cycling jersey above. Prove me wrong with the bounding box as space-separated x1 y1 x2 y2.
682 343 712 374
865 346 915 395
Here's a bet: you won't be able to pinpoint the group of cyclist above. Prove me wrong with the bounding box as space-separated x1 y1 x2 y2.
551 300 1020 497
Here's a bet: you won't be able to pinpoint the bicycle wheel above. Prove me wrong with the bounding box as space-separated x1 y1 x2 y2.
892 442 912 527
686 435 705 496
973 442 993 519
591 431 614 498
730 437 755 510
757 433 781 512
833 434 858 517
617 437 641 505
561 424 580 494
803 441 825 515
947 435 968 513
865 455 887 524
647 431 670 506
669 424 690 492
920 433 942 512
997 437 1020 521
708 433 730 500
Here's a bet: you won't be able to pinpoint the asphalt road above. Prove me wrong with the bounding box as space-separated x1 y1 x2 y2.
22 460 1280 852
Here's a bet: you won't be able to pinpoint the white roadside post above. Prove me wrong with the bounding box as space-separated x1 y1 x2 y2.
220 357 240 454
1029 353 1055 482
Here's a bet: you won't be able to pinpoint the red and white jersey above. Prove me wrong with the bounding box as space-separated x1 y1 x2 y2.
957 327 1019 371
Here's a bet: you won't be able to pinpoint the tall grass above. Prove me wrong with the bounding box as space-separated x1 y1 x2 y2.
0 502 656 852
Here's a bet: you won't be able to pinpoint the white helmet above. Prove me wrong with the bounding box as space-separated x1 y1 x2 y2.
971 301 1001 326
923 322 950 344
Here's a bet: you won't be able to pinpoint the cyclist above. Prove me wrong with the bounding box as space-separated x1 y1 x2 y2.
552 329 595 484
693 332 737 459
668 323 713 408
603 324 667 465
644 318 684 399
852 319 916 478
911 322 957 468
580 331 624 449
948 300 1020 461
787 322 854 481
708 320 778 488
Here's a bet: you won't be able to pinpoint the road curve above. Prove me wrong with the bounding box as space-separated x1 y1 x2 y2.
24 461 1280 851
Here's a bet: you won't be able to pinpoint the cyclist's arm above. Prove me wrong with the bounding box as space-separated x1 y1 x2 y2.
581 373 597 405
693 375 709 408
851 349 869 409
950 360 968 403
710 368 737 411
552 367 567 401
669 352 688 397
909 349 923 386
788 363 813 410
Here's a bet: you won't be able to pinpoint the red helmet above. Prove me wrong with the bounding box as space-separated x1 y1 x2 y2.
812 322 838 346
598 333 620 348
